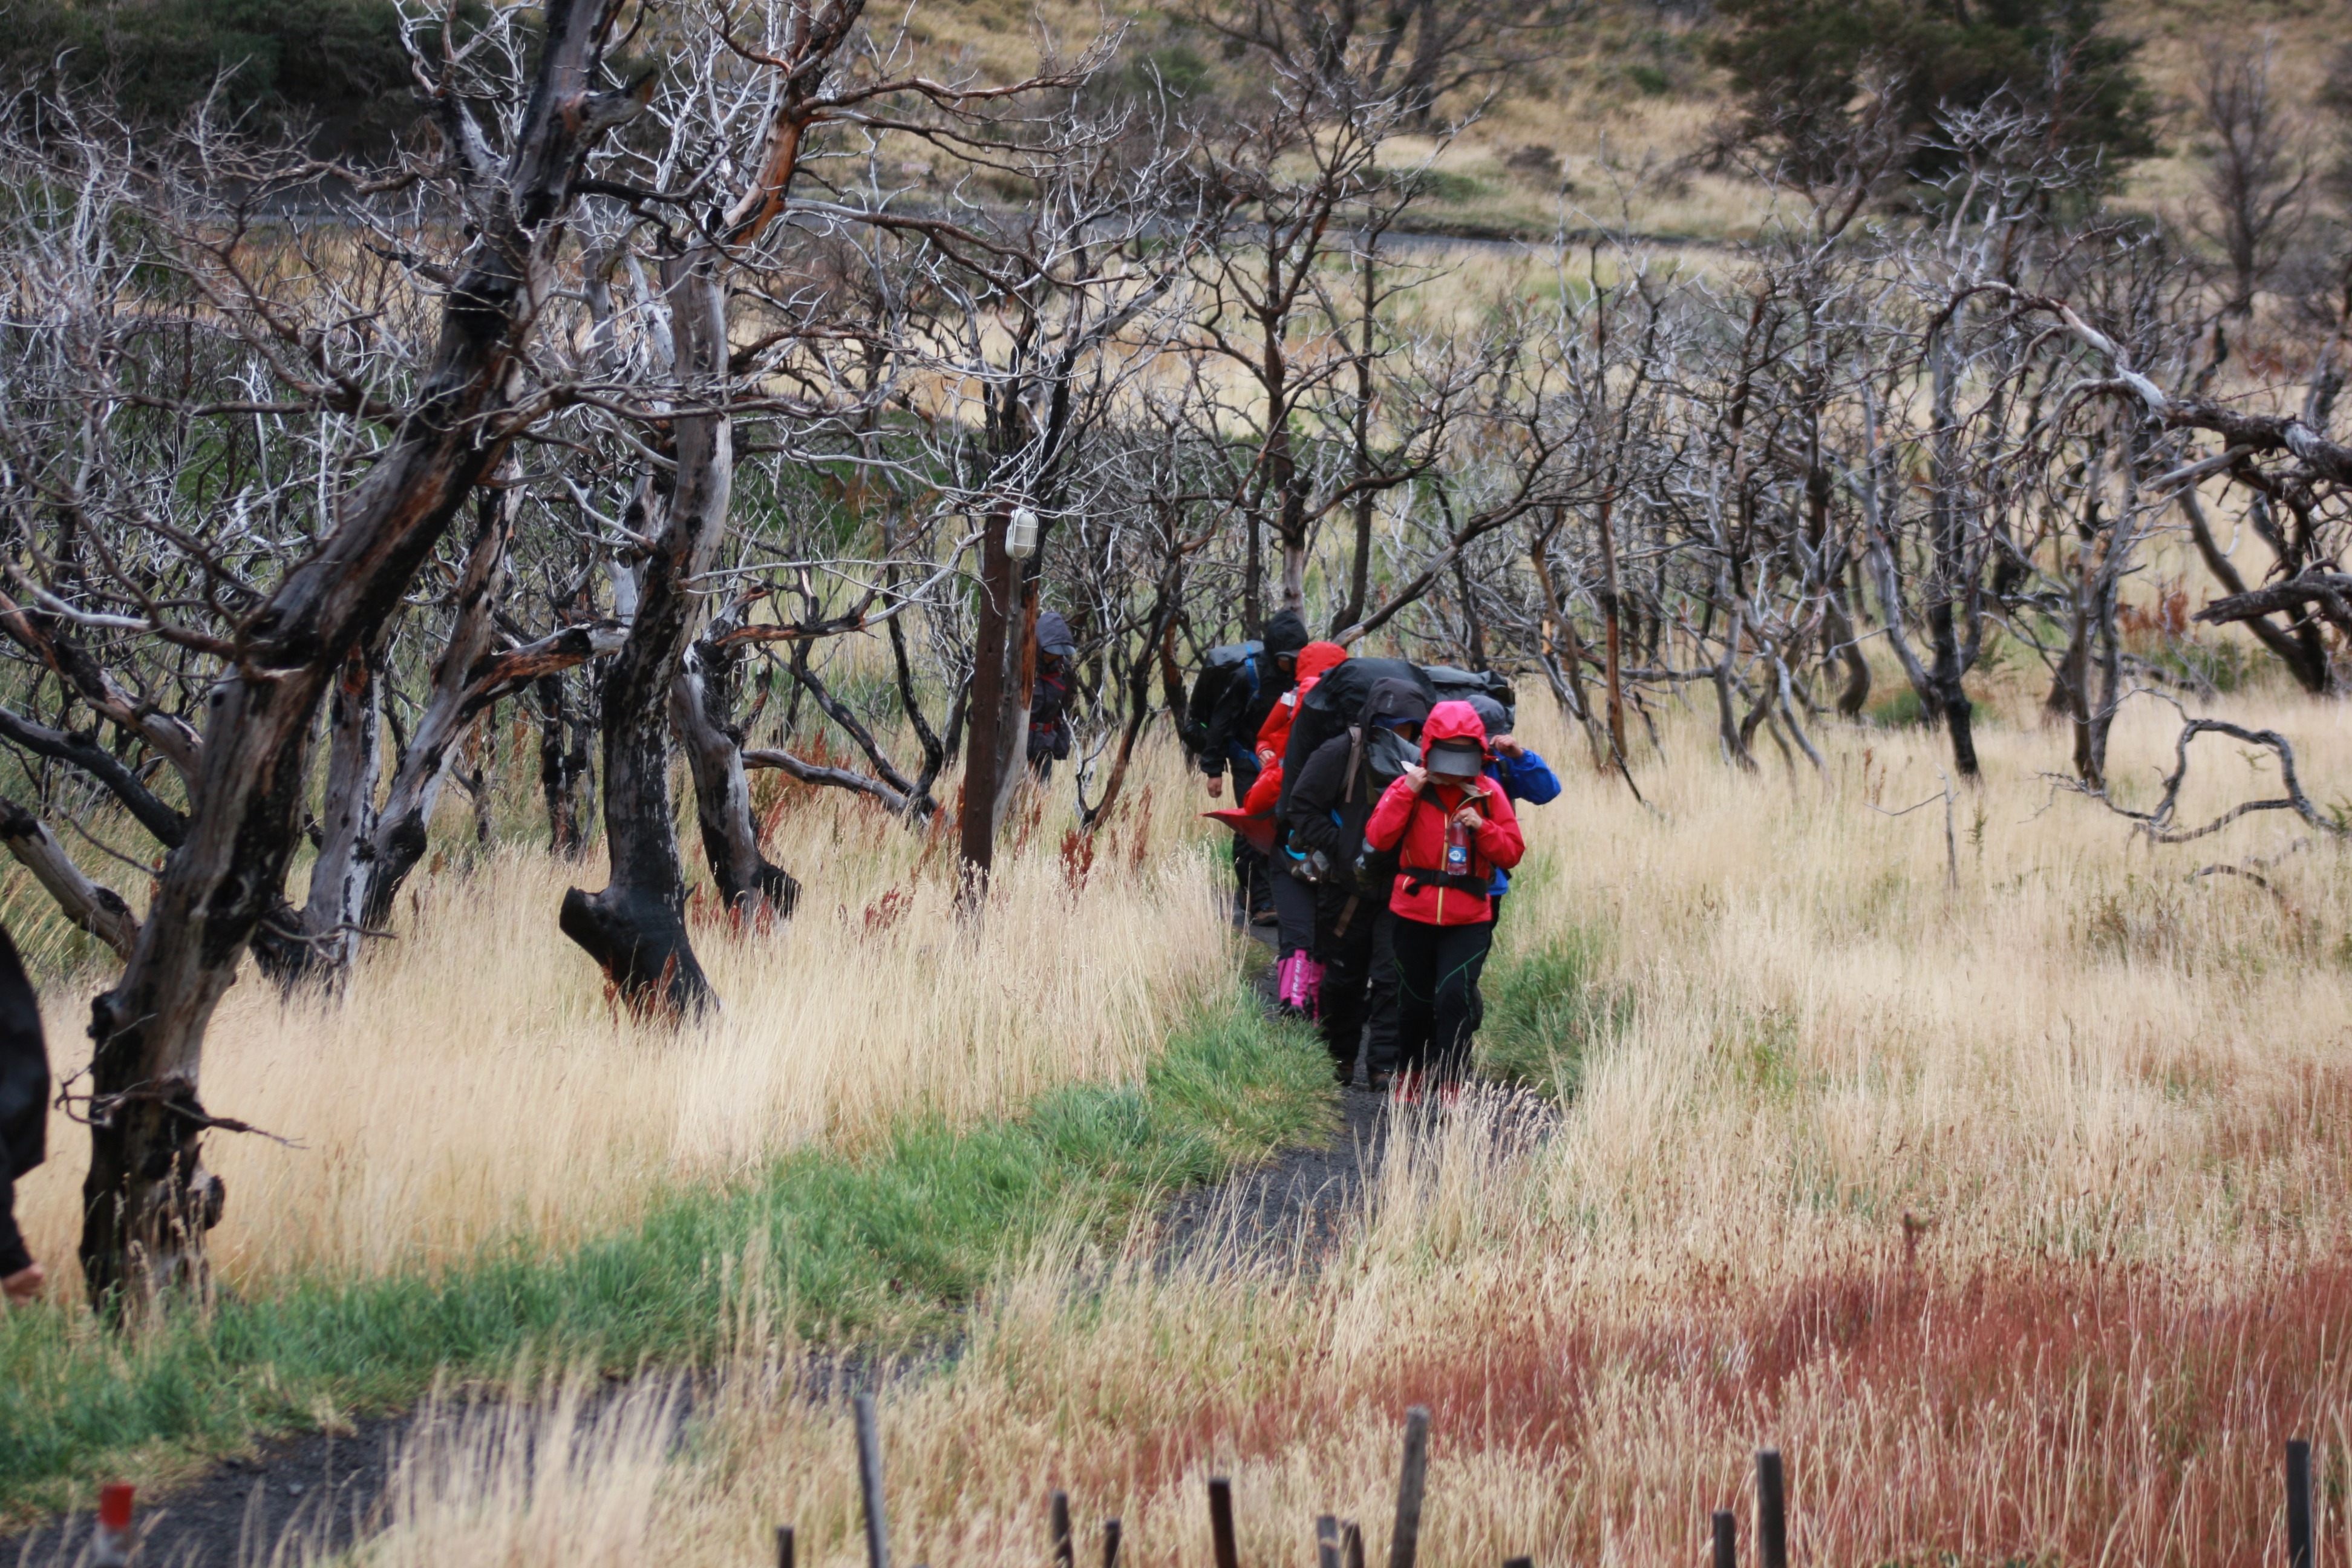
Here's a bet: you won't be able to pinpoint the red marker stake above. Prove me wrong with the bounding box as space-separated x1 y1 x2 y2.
93 1482 135 1567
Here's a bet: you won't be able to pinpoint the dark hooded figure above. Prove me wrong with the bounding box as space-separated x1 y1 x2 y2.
1284 676 1431 1085
0 924 48 1302
1198 608 1309 924
1027 610 1079 779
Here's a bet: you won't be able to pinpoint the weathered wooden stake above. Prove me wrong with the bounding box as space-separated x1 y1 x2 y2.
1209 1477 1241 1568
1051 1490 1073 1568
2289 1439 2316 1568
1388 1406 1432 1568
1756 1450 1786 1568
777 1524 795 1568
1711 1508 1736 1568
1502 1557 1533 1568
855 1394 890 1568
1102 1517 1123 1568
1318 1513 1342 1568
1342 1520 1365 1568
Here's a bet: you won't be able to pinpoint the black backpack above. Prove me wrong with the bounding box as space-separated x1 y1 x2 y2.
1422 665 1517 729
1180 641 1263 757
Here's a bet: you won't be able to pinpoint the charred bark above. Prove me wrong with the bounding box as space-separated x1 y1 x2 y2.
252 647 382 986
536 671 593 857
561 249 729 1014
671 639 800 919
79 0 641 1308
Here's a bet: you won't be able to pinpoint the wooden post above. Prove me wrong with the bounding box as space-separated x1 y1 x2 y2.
1318 1514 1342 1568
1052 1490 1073 1568
1755 1450 1786 1568
1388 1406 1432 1568
777 1525 795 1568
1102 1518 1123 1568
1503 1558 1532 1568
2288 1439 2315 1568
1209 1477 1240 1568
1342 1520 1365 1568
855 1394 890 1568
1712 1509 1736 1568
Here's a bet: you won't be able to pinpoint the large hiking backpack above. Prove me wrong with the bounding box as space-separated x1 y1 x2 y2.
1276 658 1434 819
1422 665 1517 729
1180 640 1263 758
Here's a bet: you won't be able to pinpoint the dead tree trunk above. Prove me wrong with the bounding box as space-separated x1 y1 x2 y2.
671 637 800 918
560 247 730 1013
253 647 384 985
537 671 593 857
1922 327 1981 777
361 483 515 927
957 506 1019 896
79 0 641 1308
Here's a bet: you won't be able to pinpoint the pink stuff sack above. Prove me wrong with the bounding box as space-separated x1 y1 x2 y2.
1275 951 1325 1016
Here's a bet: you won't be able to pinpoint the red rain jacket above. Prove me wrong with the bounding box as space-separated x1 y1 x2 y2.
1238 642 1347 818
1363 699 1524 926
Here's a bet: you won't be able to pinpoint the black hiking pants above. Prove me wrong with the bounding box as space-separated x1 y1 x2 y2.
1393 917 1494 1085
1314 882 1394 1085
1269 860 1318 961
1226 760 1270 920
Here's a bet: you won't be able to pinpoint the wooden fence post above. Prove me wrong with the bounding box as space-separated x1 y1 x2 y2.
1389 1406 1432 1568
1052 1490 1073 1568
777 1524 795 1568
1319 1514 1342 1568
855 1394 890 1568
1209 1477 1241 1568
1103 1517 1123 1568
1756 1450 1786 1568
1712 1508 1736 1568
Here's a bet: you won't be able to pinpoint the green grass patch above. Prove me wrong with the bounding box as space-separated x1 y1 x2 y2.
0 986 1332 1522
1474 922 1627 1103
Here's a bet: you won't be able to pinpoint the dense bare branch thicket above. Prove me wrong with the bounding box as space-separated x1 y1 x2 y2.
8 0 2352 1306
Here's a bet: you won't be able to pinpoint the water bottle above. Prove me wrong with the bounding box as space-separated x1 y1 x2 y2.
1443 812 1471 878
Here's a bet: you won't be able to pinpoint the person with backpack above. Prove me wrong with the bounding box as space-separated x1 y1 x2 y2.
1233 641 1345 1010
1194 610 1309 924
1362 701 1524 1096
1026 611 1079 780
1285 676 1430 1085
0 925 48 1304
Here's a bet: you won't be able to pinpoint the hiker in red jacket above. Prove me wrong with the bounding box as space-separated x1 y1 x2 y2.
1362 699 1524 1094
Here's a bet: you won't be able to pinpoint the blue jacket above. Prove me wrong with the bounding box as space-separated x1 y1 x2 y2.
1482 749 1559 895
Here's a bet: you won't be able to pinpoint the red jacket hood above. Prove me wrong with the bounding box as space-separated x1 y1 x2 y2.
1421 699 1489 757
1296 642 1347 684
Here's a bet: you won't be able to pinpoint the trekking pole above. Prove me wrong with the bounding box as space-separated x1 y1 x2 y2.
1711 1508 1736 1568
1051 1491 1074 1568
1388 1406 1432 1568
854 1394 890 1568
1755 1451 1786 1568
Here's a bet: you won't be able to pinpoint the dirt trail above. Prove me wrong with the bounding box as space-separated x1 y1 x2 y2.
6 943 1394 1568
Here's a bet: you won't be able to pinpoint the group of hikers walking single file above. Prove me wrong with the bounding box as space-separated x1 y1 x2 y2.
1184 613 1556 1098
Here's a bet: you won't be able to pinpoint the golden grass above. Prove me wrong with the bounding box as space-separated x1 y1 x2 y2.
11 742 1229 1290
269 675 2352 1567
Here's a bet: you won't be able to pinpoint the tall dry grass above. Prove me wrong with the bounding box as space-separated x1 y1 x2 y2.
307 678 2352 1566
13 741 1229 1289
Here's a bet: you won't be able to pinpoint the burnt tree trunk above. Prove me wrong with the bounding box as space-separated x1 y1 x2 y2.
253 646 384 986
671 636 800 919
1923 327 1981 777
79 0 641 1308
537 671 593 857
957 506 1019 895
361 482 517 927
560 248 730 1013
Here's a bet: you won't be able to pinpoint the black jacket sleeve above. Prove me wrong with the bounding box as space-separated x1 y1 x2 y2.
1284 734 1355 854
